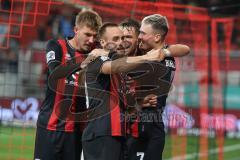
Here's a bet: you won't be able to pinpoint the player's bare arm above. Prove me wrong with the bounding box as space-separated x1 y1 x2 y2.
100 49 163 74
163 44 190 57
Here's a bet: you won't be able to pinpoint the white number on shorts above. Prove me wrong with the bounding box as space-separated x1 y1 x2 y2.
137 152 144 160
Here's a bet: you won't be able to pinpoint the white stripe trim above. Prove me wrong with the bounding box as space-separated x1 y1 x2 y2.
84 80 89 109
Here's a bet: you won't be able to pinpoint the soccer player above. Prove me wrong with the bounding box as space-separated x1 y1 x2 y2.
82 22 166 160
34 10 104 160
119 18 189 160
125 15 179 160
119 18 190 57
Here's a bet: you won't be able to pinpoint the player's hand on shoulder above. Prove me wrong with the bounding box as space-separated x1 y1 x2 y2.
89 49 109 58
81 49 109 68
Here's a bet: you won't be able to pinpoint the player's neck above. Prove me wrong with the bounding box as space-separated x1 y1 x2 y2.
153 42 165 50
68 38 76 48
68 37 83 52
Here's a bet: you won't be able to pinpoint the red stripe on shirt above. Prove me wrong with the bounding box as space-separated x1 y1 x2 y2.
110 75 122 136
47 39 67 131
64 51 85 131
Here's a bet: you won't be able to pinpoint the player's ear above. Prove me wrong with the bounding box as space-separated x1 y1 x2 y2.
99 39 105 47
74 26 79 34
155 33 161 42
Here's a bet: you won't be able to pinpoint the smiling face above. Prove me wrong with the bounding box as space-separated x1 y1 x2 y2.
99 26 126 56
138 23 156 52
138 14 169 51
121 26 139 56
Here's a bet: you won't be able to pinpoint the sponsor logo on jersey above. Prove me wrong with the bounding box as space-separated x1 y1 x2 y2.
165 59 175 69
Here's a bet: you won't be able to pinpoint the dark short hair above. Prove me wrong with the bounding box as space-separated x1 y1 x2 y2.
98 22 119 39
75 10 102 31
119 18 140 35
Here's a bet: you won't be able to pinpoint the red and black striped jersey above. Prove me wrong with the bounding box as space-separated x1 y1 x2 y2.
37 38 87 132
126 56 176 137
82 53 126 141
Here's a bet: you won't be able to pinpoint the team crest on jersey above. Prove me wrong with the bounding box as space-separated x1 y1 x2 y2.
46 51 55 63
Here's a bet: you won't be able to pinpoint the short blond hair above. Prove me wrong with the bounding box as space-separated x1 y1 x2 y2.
75 10 102 31
142 14 169 39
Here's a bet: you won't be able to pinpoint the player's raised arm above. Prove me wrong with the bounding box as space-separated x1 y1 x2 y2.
164 44 190 57
100 49 163 74
48 45 108 79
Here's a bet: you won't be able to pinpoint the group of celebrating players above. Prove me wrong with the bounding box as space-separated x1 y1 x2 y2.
34 9 190 160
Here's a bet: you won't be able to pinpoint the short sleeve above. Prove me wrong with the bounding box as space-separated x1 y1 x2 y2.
87 55 110 74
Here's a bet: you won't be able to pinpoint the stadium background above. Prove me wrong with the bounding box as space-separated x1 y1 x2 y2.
0 0 240 159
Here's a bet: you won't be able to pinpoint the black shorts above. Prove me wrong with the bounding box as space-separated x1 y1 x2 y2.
83 136 125 160
34 127 82 160
127 109 165 160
